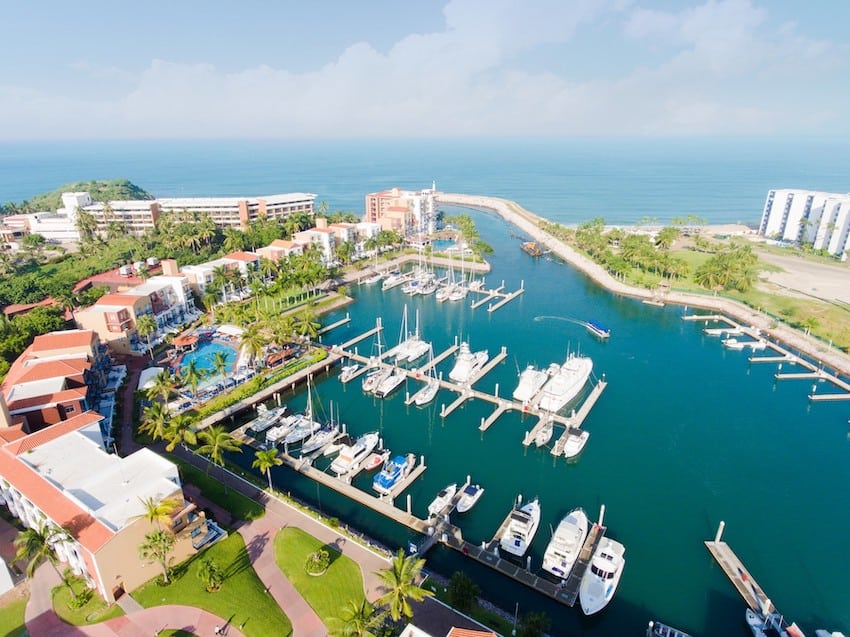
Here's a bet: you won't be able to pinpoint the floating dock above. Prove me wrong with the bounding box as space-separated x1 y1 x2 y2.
705 521 774 613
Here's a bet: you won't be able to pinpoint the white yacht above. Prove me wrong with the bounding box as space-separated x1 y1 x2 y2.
245 404 287 434
300 424 339 455
330 431 379 476
339 364 360 383
363 271 384 284
579 537 626 615
534 418 554 447
265 414 301 444
283 414 322 445
428 483 458 517
362 367 391 393
375 368 406 398
499 497 541 558
448 285 468 302
456 483 484 513
381 270 406 290
436 284 453 303
414 378 440 406
512 365 549 403
563 429 590 459
538 354 593 413
542 508 589 579
449 342 489 384
416 276 438 295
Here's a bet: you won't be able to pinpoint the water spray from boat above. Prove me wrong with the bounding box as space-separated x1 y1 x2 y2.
534 316 611 339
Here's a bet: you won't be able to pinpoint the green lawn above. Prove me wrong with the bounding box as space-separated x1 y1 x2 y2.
0 593 28 637
134 533 291 637
169 457 265 521
52 578 124 625
274 527 365 625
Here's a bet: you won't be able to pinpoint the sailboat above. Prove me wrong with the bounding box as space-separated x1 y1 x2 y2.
283 378 322 445
414 345 440 406
449 246 468 301
404 309 431 363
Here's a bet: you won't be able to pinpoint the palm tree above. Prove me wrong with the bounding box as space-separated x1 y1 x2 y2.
222 227 247 253
252 448 283 491
211 351 229 380
294 308 320 342
162 413 198 452
239 325 267 368
140 401 169 441
328 598 384 637
375 549 434 621
146 369 177 404
197 557 224 592
135 314 157 359
196 425 242 487
139 529 175 584
14 524 78 599
181 359 206 399
133 496 179 530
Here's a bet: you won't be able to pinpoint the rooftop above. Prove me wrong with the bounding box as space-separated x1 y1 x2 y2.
158 193 315 208
31 330 94 353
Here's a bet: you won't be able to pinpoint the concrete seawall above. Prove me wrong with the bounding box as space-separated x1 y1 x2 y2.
437 192 850 376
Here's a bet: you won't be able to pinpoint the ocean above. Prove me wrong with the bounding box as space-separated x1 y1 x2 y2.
2 138 850 225
3 138 850 635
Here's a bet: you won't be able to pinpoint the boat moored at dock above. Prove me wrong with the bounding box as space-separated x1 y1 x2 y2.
542 507 589 579
428 483 458 517
330 431 379 476
579 536 625 615
372 454 415 494
246 404 287 434
381 270 406 290
300 424 340 455
538 353 593 413
512 364 549 403
449 342 489 383
456 483 484 513
563 429 590 459
499 496 541 558
646 620 693 637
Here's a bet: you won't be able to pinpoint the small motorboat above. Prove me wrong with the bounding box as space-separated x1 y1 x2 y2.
372 454 415 495
414 378 440 406
499 496 541 558
339 364 360 383
535 418 554 447
579 536 625 615
456 483 484 513
362 449 390 472
427 483 458 517
563 429 590 459
586 320 611 339
647 620 693 637
542 507 588 579
723 337 745 350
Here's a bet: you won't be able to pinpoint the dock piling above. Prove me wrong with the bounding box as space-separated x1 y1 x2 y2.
598 503 605 527
715 520 725 542
407 494 411 515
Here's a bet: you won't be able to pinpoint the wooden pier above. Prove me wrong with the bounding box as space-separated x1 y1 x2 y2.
551 380 607 456
705 521 774 614
465 280 525 313
317 313 351 335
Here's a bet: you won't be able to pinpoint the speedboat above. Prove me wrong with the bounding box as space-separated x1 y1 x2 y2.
381 270 406 290
542 508 588 579
456 483 484 513
579 536 625 615
363 271 384 284
414 378 440 406
538 354 592 413
723 337 746 350
372 454 414 494
339 364 360 383
375 368 406 398
646 621 693 637
322 433 352 457
499 497 541 558
245 404 287 434
330 431 379 476
428 483 458 517
265 414 301 444
586 321 611 339
363 449 390 471
563 429 590 459
512 365 549 403
746 608 807 637
300 424 340 455
449 342 489 384
362 367 391 393
534 418 554 447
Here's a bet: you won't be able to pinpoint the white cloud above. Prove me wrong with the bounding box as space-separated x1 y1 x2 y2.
0 0 848 139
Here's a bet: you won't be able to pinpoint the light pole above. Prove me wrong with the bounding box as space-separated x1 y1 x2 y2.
512 601 519 636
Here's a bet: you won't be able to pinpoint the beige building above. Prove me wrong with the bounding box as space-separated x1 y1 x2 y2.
0 409 212 603
364 185 437 237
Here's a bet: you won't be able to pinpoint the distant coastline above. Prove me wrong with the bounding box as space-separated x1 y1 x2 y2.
437 192 850 376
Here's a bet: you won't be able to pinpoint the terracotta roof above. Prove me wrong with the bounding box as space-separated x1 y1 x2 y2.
15 359 89 385
0 413 114 552
0 425 27 444
93 294 141 308
446 630 497 637
6 386 88 413
269 239 298 249
328 222 356 229
225 251 260 262
2 298 57 317
31 330 95 352
4 411 104 456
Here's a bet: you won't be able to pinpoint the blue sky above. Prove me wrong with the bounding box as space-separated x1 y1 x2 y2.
2 0 849 139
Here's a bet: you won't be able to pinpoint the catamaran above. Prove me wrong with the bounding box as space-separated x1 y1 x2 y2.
512 364 549 403
538 353 593 413
449 341 489 383
499 496 541 558
330 431 379 476
542 507 589 579
579 537 626 615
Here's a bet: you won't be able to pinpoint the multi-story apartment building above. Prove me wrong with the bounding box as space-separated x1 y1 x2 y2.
292 226 336 264
0 330 110 434
0 407 211 603
364 185 437 237
255 239 304 263
759 189 850 260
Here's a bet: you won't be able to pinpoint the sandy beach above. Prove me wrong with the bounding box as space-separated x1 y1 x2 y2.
437 192 850 377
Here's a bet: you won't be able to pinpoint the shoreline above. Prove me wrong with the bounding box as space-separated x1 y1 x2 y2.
437 192 850 377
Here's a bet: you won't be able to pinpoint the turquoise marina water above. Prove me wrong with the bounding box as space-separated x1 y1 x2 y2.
230 207 850 636
3 139 849 634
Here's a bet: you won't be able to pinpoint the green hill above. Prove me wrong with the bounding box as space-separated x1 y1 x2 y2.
8 179 153 213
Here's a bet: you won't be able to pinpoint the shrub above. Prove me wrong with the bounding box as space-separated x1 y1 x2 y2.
305 549 330 576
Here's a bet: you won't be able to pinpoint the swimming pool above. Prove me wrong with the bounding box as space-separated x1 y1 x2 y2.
178 341 237 378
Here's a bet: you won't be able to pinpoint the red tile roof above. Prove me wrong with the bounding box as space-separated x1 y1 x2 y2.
268 239 298 249
15 359 89 385
0 411 114 552
6 386 88 413
446 629 497 637
225 251 260 262
93 294 141 308
31 330 95 352
2 298 57 318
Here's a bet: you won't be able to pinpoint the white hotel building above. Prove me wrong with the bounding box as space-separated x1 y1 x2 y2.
759 189 850 261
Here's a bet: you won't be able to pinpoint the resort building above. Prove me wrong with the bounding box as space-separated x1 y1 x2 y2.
156 193 315 230
0 329 112 436
0 408 213 603
177 251 261 299
292 226 336 264
74 275 200 356
255 239 304 263
759 189 850 260
364 184 438 237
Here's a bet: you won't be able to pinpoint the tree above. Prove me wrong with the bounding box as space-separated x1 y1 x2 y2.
252 447 283 491
135 314 157 359
197 557 225 592
21 233 47 260
197 425 242 486
139 530 175 584
239 324 267 368
518 611 551 637
375 549 434 621
447 571 480 613
294 308 320 342
162 413 198 452
139 401 169 441
133 496 179 530
146 369 177 404
180 359 207 399
328 598 385 637
211 350 230 380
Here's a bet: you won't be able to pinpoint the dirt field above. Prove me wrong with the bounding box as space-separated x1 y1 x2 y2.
755 251 850 304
